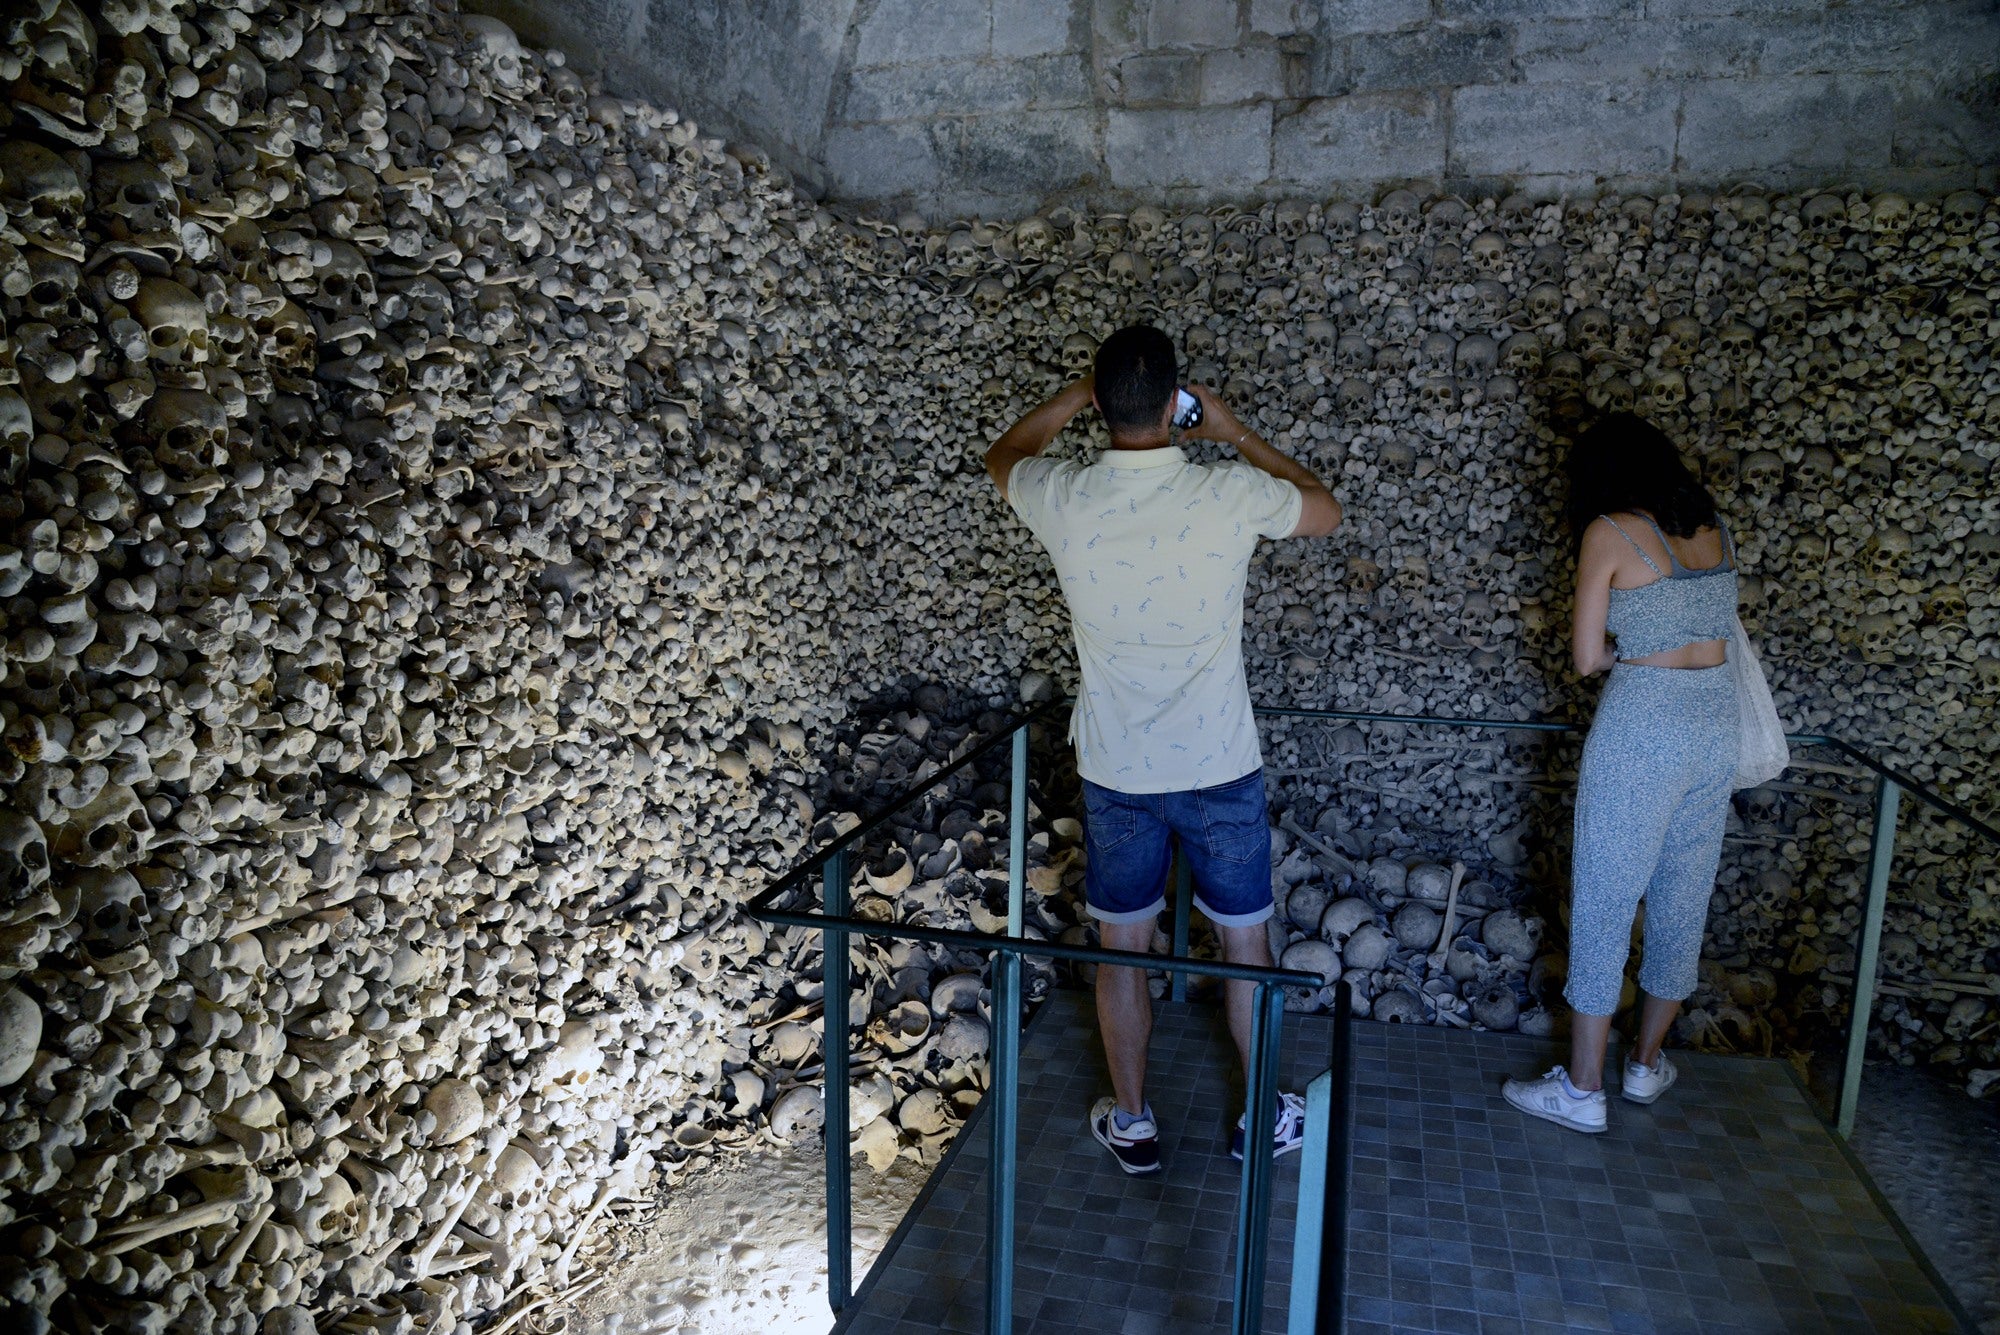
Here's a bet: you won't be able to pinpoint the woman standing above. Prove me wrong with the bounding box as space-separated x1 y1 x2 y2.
1505 414 1741 1133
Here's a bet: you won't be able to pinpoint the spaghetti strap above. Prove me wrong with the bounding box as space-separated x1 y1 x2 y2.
1634 512 1686 573
1719 518 1737 570
1600 515 1665 578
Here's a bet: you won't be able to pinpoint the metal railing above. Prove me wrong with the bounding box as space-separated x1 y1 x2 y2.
1252 705 2000 1138
746 697 1332 1334
743 697 2000 1331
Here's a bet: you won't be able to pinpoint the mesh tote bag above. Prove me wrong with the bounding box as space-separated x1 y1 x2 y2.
1730 614 1789 789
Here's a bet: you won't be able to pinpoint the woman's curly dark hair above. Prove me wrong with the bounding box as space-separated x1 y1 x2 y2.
1564 413 1719 551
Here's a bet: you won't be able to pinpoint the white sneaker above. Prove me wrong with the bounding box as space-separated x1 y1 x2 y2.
1502 1066 1607 1134
1621 1053 1678 1105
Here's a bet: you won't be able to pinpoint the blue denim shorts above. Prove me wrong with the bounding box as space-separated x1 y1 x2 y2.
1081 768 1274 927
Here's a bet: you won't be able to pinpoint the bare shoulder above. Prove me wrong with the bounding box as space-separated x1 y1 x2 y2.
1580 514 1627 553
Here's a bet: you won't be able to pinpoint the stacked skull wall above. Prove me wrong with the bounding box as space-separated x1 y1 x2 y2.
0 0 1996 1331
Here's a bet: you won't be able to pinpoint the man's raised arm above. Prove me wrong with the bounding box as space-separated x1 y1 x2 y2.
985 375 1093 501
1183 385 1341 537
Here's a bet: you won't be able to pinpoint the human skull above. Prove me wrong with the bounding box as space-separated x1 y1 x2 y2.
1715 321 1756 360
1178 212 1213 261
1924 583 1968 626
1455 333 1498 380
1661 315 1702 365
1940 189 1985 243
1767 298 1809 337
1249 233 1288 278
147 388 229 474
93 159 181 248
1418 331 1456 371
1644 369 1687 414
1946 293 1992 338
1878 933 1920 978
132 277 211 371
1335 334 1372 371
0 810 52 914
75 868 150 967
1864 526 1914 583
259 300 316 373
971 277 1009 318
1738 785 1784 827
1589 373 1636 414
1322 201 1360 244
1302 318 1336 362
1482 908 1542 960
294 1169 363 1246
1544 351 1584 398
1273 198 1310 240
20 250 83 324
1482 373 1519 406
0 140 87 261
1376 188 1420 239
1568 306 1613 356
1354 229 1389 273
1335 376 1371 420
1895 439 1944 491
1466 231 1507 275
1740 449 1784 494
1962 532 2000 585
1499 332 1543 375
1527 243 1566 285
1866 191 1912 240
1212 229 1249 271
1469 279 1508 326
1801 192 1847 241
1128 203 1167 247
0 391 31 486
1059 333 1096 373
1975 656 2000 698
1855 611 1901 663
1416 374 1458 430
1009 217 1052 264
311 240 377 319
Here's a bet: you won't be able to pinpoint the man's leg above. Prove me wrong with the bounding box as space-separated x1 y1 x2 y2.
1096 917 1156 1116
1217 920 1274 1081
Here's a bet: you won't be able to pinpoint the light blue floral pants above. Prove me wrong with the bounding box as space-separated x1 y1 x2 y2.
1565 662 1736 1016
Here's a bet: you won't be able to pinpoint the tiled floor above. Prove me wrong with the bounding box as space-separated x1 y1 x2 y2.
836 989 1968 1334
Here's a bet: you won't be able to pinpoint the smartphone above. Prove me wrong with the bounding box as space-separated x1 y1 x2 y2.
1172 387 1203 430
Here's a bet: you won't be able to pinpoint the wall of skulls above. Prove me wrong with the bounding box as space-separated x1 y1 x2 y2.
0 0 1996 1331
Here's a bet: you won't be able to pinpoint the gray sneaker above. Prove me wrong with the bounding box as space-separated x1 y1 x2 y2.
1503 1066 1607 1134
1621 1054 1678 1105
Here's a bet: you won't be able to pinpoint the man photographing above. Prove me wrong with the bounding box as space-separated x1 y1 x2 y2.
985 325 1341 1173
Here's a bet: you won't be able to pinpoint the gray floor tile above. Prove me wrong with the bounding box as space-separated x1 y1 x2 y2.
834 989 1964 1334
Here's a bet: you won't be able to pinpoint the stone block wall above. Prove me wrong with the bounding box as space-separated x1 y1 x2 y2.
503 0 2000 216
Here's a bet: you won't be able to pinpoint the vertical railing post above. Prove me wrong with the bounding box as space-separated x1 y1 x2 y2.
1320 982 1352 1335
1287 979 1352 1335
1287 1069 1333 1334
1008 725 1028 938
823 850 852 1310
1170 852 1193 1002
1232 982 1284 1335
987 949 1022 1332
1838 776 1900 1138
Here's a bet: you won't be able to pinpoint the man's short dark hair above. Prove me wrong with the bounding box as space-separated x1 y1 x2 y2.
1093 325 1178 434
